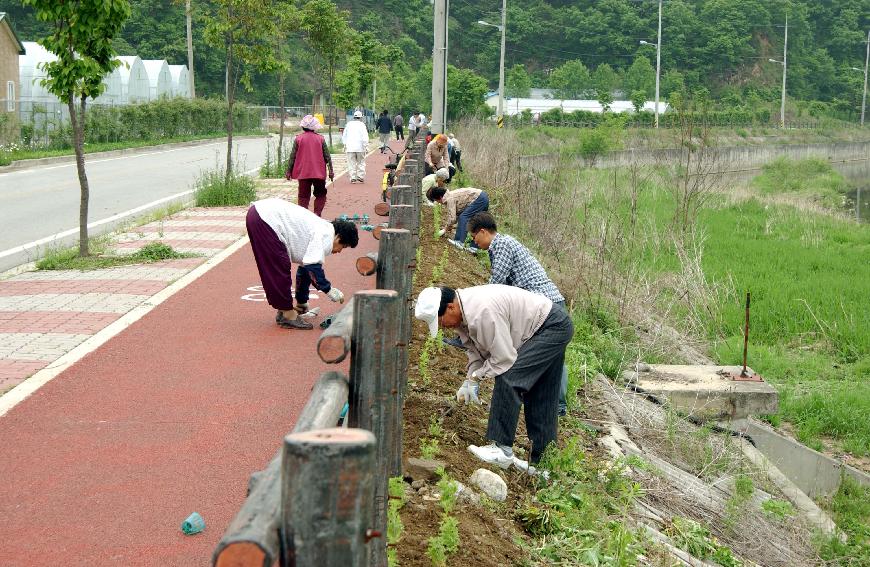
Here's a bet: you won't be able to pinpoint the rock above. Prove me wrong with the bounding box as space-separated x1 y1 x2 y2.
636 362 652 373
621 370 638 384
411 480 426 490
455 481 481 506
469 468 507 502
405 457 446 482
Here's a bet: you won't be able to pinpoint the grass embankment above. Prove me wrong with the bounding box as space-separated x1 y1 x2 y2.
585 160 870 457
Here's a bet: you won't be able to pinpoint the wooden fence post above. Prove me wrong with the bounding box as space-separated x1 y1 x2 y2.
281 428 376 567
316 298 355 364
348 290 402 567
376 229 414 474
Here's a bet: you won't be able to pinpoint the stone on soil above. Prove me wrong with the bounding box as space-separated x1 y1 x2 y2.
405 457 445 481
469 468 507 502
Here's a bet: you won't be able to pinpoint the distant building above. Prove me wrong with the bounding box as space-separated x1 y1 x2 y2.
485 93 668 116
116 55 150 104
1 14 26 113
168 65 190 99
141 59 172 100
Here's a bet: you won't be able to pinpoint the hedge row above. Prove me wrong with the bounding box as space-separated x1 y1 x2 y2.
505 107 773 128
20 98 262 148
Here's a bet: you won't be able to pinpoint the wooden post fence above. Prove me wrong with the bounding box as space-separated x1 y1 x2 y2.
213 371 350 567
348 290 402 567
281 428 376 567
316 298 355 364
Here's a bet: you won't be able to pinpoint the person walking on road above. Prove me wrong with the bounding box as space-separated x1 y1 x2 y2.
414 285 573 469
468 212 570 416
376 110 393 153
285 115 334 217
408 110 420 138
424 134 450 176
342 110 369 183
393 112 404 140
246 198 359 330
426 186 489 247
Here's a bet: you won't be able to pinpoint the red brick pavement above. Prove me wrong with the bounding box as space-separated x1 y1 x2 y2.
0 311 122 333
0 280 169 297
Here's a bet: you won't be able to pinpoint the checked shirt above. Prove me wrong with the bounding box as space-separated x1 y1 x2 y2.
488 233 564 303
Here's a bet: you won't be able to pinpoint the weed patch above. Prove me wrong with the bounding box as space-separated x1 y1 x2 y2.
194 167 257 207
37 241 196 271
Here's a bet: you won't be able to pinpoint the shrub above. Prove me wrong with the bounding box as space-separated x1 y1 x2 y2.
194 167 257 207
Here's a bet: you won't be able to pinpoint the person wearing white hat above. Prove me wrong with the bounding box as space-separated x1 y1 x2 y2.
342 110 370 183
414 285 573 469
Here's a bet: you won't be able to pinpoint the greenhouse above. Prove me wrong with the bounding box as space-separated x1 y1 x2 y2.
141 59 172 101
168 65 190 99
117 55 150 104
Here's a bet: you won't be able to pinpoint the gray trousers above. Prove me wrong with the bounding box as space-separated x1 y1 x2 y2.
486 304 574 463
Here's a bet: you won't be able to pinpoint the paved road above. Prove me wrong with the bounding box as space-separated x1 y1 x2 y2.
0 137 269 271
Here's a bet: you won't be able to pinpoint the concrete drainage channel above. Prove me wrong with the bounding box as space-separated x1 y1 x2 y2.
625 364 870 503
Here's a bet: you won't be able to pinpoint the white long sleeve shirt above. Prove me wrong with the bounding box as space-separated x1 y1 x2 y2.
455 284 553 379
252 198 334 266
342 119 369 153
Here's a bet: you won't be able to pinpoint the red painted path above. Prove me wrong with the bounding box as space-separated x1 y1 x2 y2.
0 142 402 566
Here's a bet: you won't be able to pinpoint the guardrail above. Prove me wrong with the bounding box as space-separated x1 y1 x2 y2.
213 130 427 567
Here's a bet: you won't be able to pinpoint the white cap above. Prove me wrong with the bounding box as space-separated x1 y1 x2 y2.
414 287 442 337
353 110 363 118
435 168 450 180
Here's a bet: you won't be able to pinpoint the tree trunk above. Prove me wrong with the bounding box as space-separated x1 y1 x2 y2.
278 69 285 171
225 26 235 182
68 94 90 257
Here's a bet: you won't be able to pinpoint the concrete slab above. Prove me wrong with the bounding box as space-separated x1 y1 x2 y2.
633 364 778 421
734 419 870 499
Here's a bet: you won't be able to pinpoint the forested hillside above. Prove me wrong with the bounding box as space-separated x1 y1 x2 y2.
5 0 869 115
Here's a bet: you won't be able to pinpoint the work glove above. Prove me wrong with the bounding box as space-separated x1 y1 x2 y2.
437 229 446 237
327 287 345 303
456 379 480 404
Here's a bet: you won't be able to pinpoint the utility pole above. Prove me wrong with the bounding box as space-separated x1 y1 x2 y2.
186 0 195 98
862 30 869 126
430 0 448 134
781 14 788 128
654 0 662 128
497 0 506 128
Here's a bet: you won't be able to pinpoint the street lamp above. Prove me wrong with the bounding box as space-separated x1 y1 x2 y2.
477 1 507 127
639 0 662 128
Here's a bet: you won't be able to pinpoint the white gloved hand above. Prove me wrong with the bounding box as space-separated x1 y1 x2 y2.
456 379 480 404
437 229 446 237
327 287 345 303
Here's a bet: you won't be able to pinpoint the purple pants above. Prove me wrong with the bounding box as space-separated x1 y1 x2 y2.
297 178 327 216
246 205 295 311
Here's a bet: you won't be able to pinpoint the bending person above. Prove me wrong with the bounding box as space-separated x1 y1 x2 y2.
426 186 489 247
415 285 573 467
246 198 358 330
469 212 571 416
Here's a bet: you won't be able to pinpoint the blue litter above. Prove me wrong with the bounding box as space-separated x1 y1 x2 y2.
181 512 205 535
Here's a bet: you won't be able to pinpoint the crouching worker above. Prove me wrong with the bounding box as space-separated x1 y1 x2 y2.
426 186 489 247
414 285 574 468
246 198 359 330
420 167 450 206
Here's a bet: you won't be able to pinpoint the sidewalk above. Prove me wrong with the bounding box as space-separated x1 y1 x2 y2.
0 138 402 566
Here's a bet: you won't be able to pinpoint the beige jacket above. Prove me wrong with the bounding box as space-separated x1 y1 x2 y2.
442 187 482 232
425 139 450 170
455 285 553 379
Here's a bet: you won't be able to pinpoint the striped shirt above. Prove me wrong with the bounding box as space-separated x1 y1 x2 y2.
488 233 564 303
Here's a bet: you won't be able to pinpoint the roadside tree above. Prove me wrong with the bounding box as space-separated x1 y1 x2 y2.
24 0 131 258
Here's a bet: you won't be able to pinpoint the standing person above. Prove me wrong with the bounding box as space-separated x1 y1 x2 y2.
408 110 420 138
468 212 570 416
245 198 358 330
342 110 369 183
426 186 489 247
424 134 450 176
447 133 462 172
376 110 393 153
285 115 334 217
393 112 404 140
414 285 573 468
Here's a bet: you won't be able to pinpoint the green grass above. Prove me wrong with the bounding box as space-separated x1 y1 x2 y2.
752 157 851 208
194 167 257 207
0 131 263 167
819 477 870 565
37 241 196 271
575 160 870 455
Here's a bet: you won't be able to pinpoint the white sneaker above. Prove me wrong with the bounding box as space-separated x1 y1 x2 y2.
468 444 513 469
